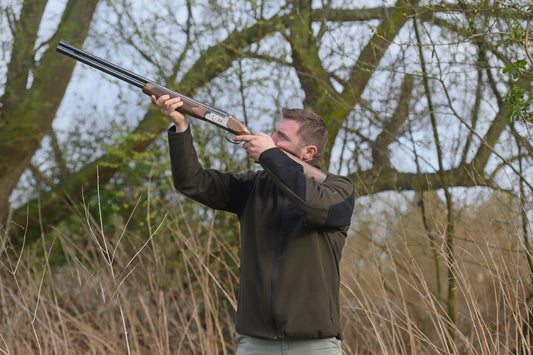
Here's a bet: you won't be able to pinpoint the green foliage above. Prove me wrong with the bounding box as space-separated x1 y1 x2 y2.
502 60 532 122
503 59 528 80
503 84 532 122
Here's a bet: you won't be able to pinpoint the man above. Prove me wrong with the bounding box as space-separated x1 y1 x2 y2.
152 94 355 355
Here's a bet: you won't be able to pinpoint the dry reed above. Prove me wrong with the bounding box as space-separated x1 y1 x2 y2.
0 188 532 354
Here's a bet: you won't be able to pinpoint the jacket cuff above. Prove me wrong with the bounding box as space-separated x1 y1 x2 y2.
259 148 299 170
259 148 306 199
168 125 192 141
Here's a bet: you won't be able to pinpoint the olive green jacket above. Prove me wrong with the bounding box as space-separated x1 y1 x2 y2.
168 126 355 340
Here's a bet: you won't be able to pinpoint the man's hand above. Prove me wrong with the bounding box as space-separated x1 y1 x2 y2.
233 133 276 162
151 94 189 132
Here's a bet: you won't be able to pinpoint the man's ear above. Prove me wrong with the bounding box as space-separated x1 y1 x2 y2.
302 145 318 161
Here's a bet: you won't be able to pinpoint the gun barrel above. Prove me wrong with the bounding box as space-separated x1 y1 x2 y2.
56 40 149 88
56 40 236 120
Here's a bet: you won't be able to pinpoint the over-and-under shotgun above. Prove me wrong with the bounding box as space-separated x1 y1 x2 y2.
55 40 327 182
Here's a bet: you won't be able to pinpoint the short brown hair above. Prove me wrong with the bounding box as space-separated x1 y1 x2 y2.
282 108 328 159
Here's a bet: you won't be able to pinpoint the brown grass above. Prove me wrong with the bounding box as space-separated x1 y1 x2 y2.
0 191 240 354
340 191 533 354
1 189 532 354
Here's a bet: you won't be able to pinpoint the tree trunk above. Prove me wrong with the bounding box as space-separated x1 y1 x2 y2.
0 0 100 222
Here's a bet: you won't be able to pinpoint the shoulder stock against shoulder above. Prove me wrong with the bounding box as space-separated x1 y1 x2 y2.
280 150 327 183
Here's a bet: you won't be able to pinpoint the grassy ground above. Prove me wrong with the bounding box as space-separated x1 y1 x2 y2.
1 190 532 354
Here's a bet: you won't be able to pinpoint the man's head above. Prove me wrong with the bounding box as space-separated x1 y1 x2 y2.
271 108 328 162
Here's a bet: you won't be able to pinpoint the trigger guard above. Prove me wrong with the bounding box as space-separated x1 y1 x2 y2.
225 131 239 144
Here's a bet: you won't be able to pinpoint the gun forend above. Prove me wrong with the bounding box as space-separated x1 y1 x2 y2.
143 83 251 136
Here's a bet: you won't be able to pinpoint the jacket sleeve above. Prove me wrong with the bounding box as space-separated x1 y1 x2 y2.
258 147 355 229
167 126 253 214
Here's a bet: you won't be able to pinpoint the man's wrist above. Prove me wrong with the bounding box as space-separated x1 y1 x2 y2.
173 117 189 132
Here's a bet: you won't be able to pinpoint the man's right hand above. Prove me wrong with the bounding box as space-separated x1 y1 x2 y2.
151 94 189 132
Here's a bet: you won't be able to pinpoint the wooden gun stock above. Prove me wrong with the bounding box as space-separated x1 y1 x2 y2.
142 83 251 136
56 40 327 182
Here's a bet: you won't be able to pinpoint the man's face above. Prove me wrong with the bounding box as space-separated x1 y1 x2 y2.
272 119 308 160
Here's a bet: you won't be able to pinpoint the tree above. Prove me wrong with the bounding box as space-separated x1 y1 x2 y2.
1 0 531 249
0 0 100 224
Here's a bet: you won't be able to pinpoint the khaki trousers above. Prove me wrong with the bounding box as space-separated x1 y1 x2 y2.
236 334 342 355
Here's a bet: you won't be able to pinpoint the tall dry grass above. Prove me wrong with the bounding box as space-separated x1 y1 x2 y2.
1 189 532 354
340 191 533 354
0 191 240 354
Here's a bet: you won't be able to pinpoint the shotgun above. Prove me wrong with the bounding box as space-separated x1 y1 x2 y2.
56 40 327 182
